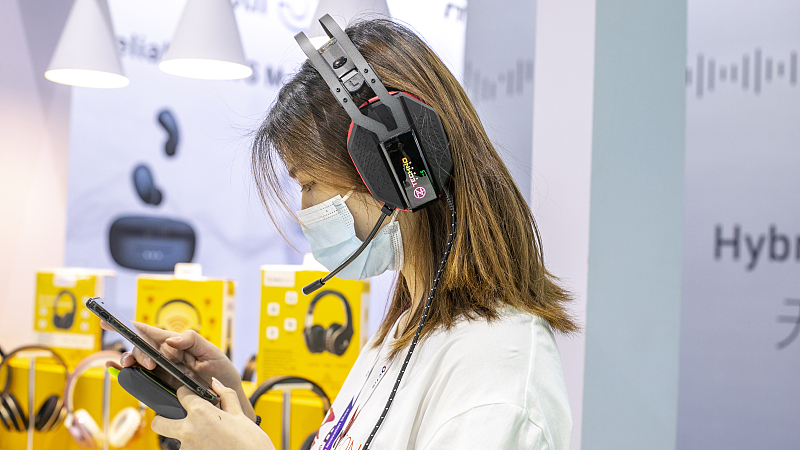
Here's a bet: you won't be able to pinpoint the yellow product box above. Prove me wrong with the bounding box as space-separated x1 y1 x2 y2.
135 265 235 357
258 256 369 400
32 269 116 369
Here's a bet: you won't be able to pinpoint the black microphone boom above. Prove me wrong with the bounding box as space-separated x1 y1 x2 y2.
302 204 396 295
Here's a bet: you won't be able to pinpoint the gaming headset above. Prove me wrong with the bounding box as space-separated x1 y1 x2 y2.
295 16 458 449
53 290 78 330
296 15 454 296
303 290 353 356
64 351 145 448
0 346 68 433
249 375 332 450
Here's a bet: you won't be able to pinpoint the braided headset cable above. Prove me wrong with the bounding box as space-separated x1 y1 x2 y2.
363 186 456 449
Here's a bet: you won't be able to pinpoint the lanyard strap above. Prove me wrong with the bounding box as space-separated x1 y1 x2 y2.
322 316 403 450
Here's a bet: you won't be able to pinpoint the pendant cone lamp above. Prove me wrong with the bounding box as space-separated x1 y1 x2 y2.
307 0 390 48
159 0 252 80
45 0 129 88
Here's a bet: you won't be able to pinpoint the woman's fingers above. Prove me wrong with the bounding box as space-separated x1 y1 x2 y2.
130 348 157 370
212 377 243 417
131 321 177 347
104 360 122 371
151 415 181 440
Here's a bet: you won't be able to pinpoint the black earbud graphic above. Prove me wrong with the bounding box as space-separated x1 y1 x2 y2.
133 164 163 205
157 109 179 157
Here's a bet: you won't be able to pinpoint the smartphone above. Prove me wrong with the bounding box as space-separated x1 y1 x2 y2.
86 297 219 405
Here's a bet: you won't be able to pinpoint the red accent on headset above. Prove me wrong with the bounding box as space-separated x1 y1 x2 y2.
344 91 428 212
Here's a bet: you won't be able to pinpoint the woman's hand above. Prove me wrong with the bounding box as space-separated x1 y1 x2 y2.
101 321 256 421
153 378 275 450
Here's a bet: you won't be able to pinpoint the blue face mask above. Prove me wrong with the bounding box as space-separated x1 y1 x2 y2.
296 191 403 280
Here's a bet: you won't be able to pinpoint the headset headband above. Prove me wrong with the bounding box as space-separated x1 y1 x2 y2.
248 375 331 413
54 291 77 316
64 351 125 413
1 346 68 395
294 15 409 142
305 290 352 330
154 299 201 328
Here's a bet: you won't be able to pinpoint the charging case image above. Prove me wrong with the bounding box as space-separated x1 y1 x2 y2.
108 216 196 272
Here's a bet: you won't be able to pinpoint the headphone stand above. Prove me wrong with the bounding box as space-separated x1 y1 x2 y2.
102 370 111 450
26 356 35 450
274 382 314 450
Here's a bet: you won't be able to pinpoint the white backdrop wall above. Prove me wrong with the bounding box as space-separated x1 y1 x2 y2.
677 1 800 448
0 0 73 350
531 1 596 448
63 0 467 371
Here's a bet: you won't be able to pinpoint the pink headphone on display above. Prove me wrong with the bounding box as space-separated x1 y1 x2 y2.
63 351 146 448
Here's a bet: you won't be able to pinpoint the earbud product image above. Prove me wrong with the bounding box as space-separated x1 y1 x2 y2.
132 164 163 206
157 109 179 157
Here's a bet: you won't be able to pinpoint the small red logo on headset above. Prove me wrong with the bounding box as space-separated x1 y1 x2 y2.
414 187 426 199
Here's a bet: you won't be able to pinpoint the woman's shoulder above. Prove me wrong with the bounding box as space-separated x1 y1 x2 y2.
435 308 555 355
415 309 562 387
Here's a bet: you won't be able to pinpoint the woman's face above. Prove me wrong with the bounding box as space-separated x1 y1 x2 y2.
293 170 386 241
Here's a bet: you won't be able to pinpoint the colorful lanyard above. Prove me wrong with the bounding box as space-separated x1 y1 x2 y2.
322 317 402 450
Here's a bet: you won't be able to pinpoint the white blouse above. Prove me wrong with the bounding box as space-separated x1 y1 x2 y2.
308 308 573 450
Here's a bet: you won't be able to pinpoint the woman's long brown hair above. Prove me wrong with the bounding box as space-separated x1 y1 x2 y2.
253 19 578 358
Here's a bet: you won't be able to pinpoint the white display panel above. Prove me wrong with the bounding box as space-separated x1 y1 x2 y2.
678 1 800 448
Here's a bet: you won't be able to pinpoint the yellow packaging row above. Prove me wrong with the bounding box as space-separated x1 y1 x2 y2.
32 269 115 369
16 258 369 450
135 266 235 358
258 256 369 399
0 356 326 450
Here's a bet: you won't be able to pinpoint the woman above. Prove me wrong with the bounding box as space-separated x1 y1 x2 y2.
110 18 577 450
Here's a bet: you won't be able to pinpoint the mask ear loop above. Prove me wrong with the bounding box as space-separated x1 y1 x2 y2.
341 189 354 202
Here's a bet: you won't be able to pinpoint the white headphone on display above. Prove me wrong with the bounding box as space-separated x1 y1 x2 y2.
63 351 146 448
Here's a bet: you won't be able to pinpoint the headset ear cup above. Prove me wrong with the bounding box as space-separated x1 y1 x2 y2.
35 395 62 431
0 395 16 430
306 325 326 353
324 324 343 356
69 409 101 448
109 406 144 447
2 393 27 431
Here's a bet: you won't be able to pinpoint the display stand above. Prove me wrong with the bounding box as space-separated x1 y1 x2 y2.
26 356 36 450
275 382 315 450
102 371 111 450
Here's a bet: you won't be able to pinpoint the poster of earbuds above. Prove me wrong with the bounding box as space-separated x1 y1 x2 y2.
63 0 466 370
677 1 800 449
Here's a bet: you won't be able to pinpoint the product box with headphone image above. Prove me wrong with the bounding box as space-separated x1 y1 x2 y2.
135 264 235 357
32 269 116 369
258 255 368 400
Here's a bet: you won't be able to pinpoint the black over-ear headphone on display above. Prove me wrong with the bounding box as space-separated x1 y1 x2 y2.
249 376 332 450
0 346 68 433
52 290 77 330
296 15 454 295
295 16 458 449
303 290 353 356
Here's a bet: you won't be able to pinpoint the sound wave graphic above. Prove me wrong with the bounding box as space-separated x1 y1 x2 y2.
686 49 798 98
463 59 534 102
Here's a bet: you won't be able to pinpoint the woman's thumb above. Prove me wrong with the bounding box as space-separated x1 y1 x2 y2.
212 377 243 416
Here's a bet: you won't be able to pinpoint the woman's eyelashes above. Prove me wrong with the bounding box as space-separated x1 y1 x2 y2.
300 181 315 193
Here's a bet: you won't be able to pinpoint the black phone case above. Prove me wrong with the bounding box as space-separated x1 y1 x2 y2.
117 367 187 420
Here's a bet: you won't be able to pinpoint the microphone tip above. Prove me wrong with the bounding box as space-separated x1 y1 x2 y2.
303 279 325 295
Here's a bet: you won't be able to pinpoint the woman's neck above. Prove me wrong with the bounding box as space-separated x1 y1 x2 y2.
398 264 423 333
